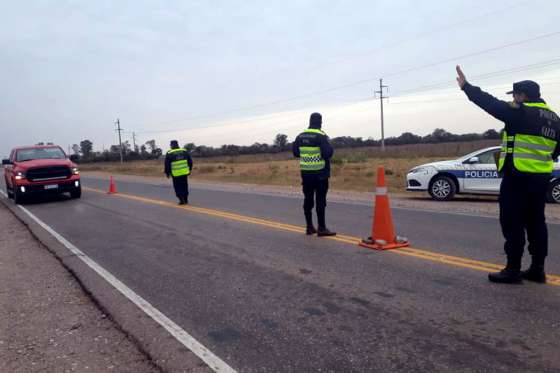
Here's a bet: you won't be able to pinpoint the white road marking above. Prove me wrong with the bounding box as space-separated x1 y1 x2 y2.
8 198 236 373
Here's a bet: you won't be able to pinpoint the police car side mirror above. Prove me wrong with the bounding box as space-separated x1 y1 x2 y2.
466 157 480 164
2 159 11 165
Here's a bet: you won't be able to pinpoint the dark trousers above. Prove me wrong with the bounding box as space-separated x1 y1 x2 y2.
499 173 549 269
302 177 329 229
172 176 189 202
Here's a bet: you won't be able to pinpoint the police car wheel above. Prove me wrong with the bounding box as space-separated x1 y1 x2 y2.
547 179 560 204
428 175 456 201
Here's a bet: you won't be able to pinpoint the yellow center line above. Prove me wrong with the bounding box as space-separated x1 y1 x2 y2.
83 187 560 286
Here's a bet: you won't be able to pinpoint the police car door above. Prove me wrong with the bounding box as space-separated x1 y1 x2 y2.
462 149 501 193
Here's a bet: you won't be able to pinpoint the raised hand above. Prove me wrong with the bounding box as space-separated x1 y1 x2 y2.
456 65 467 88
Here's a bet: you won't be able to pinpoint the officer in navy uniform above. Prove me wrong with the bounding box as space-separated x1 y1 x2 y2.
293 113 336 237
457 65 560 284
164 140 193 205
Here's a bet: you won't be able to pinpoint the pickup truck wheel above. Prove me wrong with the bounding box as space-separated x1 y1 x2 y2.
547 179 560 204
13 188 24 204
6 184 13 199
70 188 81 199
428 175 457 201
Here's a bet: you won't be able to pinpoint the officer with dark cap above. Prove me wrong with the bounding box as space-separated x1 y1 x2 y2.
164 140 193 205
457 65 560 284
293 112 336 236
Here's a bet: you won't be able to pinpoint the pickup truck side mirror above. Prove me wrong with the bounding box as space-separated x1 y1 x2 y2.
466 156 480 164
2 159 11 165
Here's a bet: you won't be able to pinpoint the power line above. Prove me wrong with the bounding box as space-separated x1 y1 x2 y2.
390 58 560 98
251 2 526 83
131 32 560 134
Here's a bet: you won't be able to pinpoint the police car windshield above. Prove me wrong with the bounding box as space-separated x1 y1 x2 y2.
16 147 66 162
458 148 499 162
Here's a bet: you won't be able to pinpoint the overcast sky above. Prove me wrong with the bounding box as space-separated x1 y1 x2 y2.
2 0 560 157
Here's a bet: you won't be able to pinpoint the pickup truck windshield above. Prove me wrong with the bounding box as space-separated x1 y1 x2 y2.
16 147 66 162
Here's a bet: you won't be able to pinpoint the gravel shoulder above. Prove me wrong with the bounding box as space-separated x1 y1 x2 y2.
0 202 160 373
83 171 560 223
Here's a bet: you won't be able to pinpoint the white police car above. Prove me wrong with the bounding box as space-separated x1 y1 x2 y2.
406 146 560 203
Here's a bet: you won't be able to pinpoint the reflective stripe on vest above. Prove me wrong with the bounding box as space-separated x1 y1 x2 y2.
498 124 557 174
167 149 191 177
298 129 327 171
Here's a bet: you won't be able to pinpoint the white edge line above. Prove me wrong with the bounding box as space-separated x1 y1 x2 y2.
11 201 236 373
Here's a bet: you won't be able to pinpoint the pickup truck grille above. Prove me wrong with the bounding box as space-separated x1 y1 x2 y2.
26 166 71 181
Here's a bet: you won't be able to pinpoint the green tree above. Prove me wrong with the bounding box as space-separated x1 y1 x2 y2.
80 140 93 158
273 134 288 150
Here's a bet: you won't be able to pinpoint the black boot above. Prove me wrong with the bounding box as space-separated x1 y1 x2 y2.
317 227 336 237
304 211 315 235
184 196 189 205
488 268 522 284
178 197 186 205
521 265 546 283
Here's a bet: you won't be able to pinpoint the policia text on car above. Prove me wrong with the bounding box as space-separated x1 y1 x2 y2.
293 113 337 237
457 65 560 284
164 140 193 205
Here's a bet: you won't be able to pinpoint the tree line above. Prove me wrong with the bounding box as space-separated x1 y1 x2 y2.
71 128 500 163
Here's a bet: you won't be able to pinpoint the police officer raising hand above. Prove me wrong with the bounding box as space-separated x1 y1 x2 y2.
459 66 560 284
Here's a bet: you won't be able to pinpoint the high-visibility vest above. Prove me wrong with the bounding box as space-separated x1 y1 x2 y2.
498 102 557 174
299 129 327 171
167 148 191 177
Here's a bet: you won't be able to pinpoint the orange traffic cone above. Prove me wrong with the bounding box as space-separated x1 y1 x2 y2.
107 176 117 194
359 166 409 250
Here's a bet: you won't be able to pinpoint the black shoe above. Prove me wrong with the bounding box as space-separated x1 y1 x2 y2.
178 198 186 205
521 268 547 283
306 226 317 235
488 268 522 284
317 228 336 237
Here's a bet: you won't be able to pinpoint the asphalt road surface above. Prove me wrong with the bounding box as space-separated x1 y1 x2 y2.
4 175 560 372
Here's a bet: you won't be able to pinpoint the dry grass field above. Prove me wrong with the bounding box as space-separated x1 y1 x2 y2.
80 140 499 193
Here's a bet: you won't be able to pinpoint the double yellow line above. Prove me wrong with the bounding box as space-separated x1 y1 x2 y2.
84 187 560 286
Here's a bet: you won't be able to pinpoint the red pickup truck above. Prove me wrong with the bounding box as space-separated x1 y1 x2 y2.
2 145 81 204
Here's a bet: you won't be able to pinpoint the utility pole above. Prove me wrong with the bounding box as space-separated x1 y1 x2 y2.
132 131 137 153
375 79 389 151
115 118 124 164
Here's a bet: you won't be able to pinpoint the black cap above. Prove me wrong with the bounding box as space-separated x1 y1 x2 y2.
506 80 540 98
309 112 322 129
170 140 179 148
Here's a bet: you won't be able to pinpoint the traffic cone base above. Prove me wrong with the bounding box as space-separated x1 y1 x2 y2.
359 237 410 251
359 166 410 251
107 176 117 194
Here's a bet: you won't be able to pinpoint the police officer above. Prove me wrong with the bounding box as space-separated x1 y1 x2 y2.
293 113 336 236
457 65 560 284
164 140 193 205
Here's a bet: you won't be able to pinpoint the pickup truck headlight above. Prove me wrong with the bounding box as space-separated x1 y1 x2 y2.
14 171 25 180
71 167 80 175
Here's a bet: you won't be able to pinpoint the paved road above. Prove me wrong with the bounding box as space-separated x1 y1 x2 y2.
5 175 560 372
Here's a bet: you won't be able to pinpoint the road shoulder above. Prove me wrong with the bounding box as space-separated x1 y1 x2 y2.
0 202 160 372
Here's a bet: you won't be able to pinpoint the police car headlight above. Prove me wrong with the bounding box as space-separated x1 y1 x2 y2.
409 166 435 174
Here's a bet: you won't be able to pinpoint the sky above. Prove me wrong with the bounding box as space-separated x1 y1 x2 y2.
1 0 560 157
